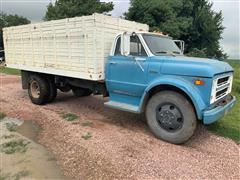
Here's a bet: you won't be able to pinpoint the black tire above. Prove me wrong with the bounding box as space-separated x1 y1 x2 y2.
28 74 49 105
72 86 92 97
46 78 57 103
146 91 197 144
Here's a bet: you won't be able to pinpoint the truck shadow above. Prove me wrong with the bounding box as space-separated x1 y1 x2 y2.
53 92 151 132
51 91 209 145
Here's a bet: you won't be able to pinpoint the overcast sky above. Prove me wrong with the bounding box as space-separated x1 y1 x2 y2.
0 0 239 59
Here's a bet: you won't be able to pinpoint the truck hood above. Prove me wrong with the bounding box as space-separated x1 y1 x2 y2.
161 56 233 77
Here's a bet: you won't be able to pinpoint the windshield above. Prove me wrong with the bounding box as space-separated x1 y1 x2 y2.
142 34 181 55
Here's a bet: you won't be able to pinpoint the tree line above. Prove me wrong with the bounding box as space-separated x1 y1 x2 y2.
0 0 227 59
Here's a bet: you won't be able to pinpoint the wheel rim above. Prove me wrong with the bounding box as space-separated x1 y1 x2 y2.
30 80 40 99
156 103 184 132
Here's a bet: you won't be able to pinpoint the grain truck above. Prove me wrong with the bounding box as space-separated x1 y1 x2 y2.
3 13 236 144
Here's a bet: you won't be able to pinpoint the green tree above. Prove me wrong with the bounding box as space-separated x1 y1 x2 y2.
125 0 227 59
0 13 30 50
44 0 114 21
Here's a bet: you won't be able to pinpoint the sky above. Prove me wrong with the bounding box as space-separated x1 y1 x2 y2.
0 0 239 59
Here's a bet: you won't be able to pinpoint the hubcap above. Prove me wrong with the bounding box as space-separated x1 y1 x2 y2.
156 103 183 132
30 80 40 99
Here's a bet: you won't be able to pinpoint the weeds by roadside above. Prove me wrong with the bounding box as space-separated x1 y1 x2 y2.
0 139 30 154
81 121 93 127
47 157 57 161
0 67 21 76
0 112 6 120
81 132 92 140
6 123 17 132
0 170 31 180
0 171 8 180
13 170 31 180
2 134 15 139
61 112 78 121
0 171 11 180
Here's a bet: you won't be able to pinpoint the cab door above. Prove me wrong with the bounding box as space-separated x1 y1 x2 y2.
106 34 149 98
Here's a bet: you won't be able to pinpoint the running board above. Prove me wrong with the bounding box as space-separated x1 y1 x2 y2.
104 101 139 113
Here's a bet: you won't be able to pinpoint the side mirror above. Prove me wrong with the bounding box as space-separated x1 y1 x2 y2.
174 40 185 54
121 32 130 56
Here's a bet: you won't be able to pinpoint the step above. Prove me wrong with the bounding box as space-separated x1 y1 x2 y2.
104 101 139 113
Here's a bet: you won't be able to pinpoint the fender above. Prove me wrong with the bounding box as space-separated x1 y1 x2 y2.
139 76 207 120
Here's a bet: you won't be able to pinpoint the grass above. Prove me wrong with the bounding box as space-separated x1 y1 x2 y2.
0 172 10 180
6 123 17 132
81 121 93 127
0 176 5 180
47 156 57 161
0 67 21 76
61 112 78 121
81 132 92 140
208 59 240 143
0 169 30 180
0 112 6 120
2 134 15 139
13 170 31 180
0 139 30 154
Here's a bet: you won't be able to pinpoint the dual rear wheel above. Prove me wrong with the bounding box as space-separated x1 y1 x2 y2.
28 74 92 105
28 74 52 105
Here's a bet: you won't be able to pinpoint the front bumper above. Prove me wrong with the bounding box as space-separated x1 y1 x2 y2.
203 95 236 124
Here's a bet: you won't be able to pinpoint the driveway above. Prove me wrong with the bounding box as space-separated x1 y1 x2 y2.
0 74 239 179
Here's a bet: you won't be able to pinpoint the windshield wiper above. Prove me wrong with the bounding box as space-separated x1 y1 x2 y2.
155 51 176 56
155 51 168 54
172 51 181 54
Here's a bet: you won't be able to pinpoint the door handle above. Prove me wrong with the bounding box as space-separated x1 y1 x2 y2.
110 62 117 65
134 57 146 61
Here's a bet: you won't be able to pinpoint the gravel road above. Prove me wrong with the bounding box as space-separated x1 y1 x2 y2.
0 74 239 179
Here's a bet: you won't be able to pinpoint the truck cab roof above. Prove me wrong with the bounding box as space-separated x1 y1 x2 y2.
117 31 172 39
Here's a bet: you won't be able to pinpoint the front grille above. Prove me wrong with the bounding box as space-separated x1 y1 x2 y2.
211 74 233 104
217 76 229 85
216 87 228 99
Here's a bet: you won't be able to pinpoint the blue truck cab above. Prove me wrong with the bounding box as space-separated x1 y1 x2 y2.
104 32 236 144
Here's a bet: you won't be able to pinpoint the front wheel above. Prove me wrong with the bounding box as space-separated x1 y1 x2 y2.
146 91 197 144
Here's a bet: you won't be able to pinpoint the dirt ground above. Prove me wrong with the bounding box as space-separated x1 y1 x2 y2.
0 118 66 179
0 74 239 179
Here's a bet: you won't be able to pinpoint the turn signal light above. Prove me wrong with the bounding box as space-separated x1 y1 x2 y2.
194 79 205 86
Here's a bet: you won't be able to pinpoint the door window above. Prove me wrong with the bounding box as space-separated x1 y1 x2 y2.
114 37 121 55
130 35 147 57
114 35 147 57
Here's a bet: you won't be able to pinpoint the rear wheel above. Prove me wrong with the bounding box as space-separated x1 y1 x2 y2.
46 78 57 103
72 86 92 97
28 74 49 105
146 91 197 144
